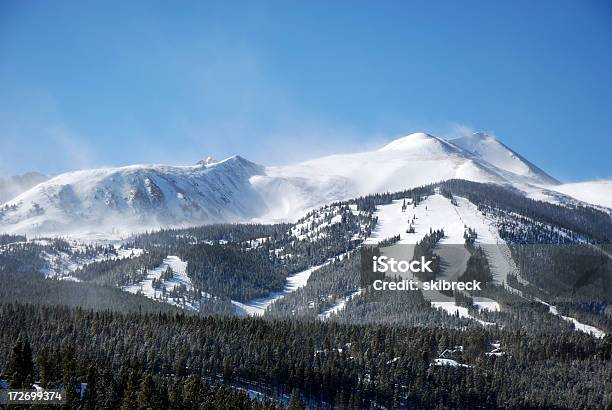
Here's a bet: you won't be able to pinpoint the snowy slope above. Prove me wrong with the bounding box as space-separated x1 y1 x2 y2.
365 194 524 288
123 255 206 311
0 172 48 204
361 193 532 325
42 244 144 280
232 263 326 316
256 133 503 222
0 131 588 236
451 133 559 185
536 299 605 339
548 180 612 209
256 132 568 221
0 156 267 236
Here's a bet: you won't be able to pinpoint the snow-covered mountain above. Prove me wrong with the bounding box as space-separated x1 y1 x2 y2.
0 156 267 236
549 180 612 209
0 172 48 204
254 132 561 221
0 132 603 236
450 132 559 185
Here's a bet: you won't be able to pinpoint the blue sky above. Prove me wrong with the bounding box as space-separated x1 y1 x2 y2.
1 1 611 181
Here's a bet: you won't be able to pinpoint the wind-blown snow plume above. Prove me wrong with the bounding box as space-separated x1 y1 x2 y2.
1 131 602 237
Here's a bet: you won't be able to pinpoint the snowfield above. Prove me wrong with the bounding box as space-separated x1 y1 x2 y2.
363 193 511 326
0 156 267 237
1 131 577 237
451 133 558 185
364 194 521 287
550 180 612 209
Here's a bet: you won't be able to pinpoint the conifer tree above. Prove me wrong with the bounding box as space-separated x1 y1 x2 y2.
137 374 155 410
5 336 34 388
83 363 98 410
288 388 306 410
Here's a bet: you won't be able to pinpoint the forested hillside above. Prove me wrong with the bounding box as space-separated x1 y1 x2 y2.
0 303 610 409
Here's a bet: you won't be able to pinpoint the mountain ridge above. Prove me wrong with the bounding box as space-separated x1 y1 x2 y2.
0 132 604 236
0 171 48 204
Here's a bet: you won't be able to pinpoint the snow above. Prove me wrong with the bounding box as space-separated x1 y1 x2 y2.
486 342 505 356
365 194 467 245
0 131 568 236
289 205 347 241
363 194 503 327
40 242 144 279
386 357 400 365
379 132 462 155
431 359 471 368
473 299 501 312
0 155 267 237
257 132 507 222
451 133 559 185
233 263 327 316
318 289 363 320
430 301 496 326
431 301 471 319
123 256 204 311
363 194 522 288
549 180 612 209
537 299 606 339
563 317 606 339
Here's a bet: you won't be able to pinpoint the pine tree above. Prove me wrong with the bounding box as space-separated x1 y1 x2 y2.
83 363 98 410
168 379 184 410
37 346 53 387
120 372 138 410
137 374 155 410
61 347 78 409
288 388 305 410
5 337 33 388
183 374 201 409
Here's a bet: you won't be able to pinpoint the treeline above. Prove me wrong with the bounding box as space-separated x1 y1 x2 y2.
0 271 182 314
437 179 612 243
127 223 293 248
350 185 435 212
0 234 26 246
72 250 166 286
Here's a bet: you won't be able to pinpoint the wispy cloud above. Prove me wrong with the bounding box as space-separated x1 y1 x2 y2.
47 124 97 171
0 91 97 176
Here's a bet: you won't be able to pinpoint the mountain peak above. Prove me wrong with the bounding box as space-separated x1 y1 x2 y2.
378 132 448 152
470 132 495 140
197 156 218 166
451 132 559 184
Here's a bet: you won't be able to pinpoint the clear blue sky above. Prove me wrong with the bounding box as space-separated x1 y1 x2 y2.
1 0 611 181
